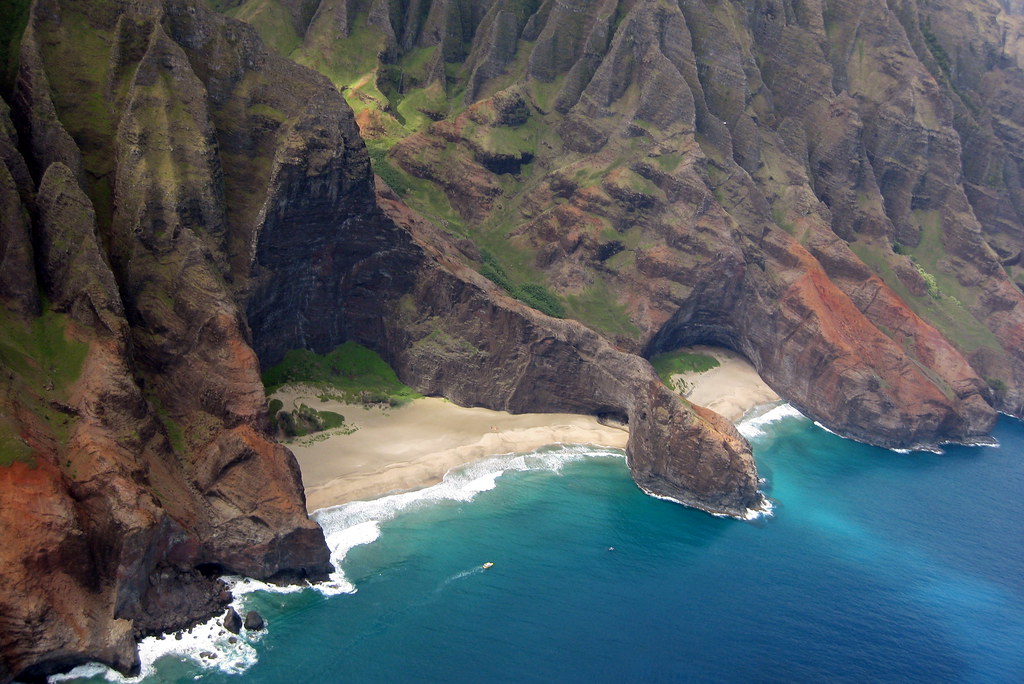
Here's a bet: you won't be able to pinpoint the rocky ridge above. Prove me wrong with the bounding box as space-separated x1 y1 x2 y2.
238 0 1024 446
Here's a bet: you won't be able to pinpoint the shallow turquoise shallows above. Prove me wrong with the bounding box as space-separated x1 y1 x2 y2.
57 408 1024 683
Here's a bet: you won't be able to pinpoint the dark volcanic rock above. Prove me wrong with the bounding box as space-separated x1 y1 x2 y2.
317 0 1014 445
371 186 764 516
223 608 242 635
243 610 265 631
0 0 338 680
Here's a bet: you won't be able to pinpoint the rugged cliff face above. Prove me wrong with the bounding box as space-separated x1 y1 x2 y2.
3 0 1024 680
0 1 341 679
0 0 760 680
226 0 1024 447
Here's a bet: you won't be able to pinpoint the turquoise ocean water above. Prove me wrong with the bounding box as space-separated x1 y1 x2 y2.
55 406 1024 683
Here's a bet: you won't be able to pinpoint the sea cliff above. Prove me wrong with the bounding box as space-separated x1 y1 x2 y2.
2 0 1024 680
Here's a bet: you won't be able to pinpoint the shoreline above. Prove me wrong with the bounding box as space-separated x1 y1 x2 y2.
668 345 779 421
280 346 777 512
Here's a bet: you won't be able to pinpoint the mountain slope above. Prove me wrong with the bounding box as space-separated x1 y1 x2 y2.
0 0 765 678
231 0 1024 445
3 0 1024 679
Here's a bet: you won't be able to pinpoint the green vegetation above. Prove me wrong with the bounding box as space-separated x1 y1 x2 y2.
516 283 565 318
368 148 416 198
262 341 421 406
268 397 284 431
650 351 720 390
986 377 1008 392
921 18 952 78
276 403 351 438
365 139 466 233
851 238 1001 355
36 6 120 230
0 306 91 466
150 397 186 456
914 262 941 299
654 153 682 172
771 205 796 235
0 308 89 394
0 416 33 468
479 249 566 318
224 0 301 56
564 279 642 341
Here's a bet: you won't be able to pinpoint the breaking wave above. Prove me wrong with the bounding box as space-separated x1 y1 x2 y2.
737 403 807 439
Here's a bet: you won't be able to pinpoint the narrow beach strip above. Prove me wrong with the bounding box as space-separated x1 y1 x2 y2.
280 346 777 512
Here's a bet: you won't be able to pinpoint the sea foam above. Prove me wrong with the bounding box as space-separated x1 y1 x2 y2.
50 594 262 683
313 444 624 559
737 403 807 439
47 444 627 683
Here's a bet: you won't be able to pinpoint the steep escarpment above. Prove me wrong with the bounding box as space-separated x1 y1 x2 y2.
6 0 1024 679
0 1 344 679
230 0 1024 446
370 186 761 515
0 0 763 680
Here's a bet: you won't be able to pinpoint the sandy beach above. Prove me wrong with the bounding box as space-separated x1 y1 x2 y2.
669 345 779 421
281 346 776 511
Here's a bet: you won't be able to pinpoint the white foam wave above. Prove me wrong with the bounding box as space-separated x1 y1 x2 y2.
311 444 623 583
636 484 774 521
50 598 261 683
48 445 624 683
737 403 807 439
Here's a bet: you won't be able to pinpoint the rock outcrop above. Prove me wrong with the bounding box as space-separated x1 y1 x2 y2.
0 1 342 680
369 186 763 516
0 0 761 680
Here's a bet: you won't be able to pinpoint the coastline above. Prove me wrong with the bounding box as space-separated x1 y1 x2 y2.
668 345 779 421
280 346 776 512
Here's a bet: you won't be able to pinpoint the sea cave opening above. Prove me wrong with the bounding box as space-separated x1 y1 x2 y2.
642 318 778 422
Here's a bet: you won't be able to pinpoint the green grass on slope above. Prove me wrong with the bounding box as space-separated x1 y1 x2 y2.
0 306 90 467
649 351 720 389
262 341 421 406
479 248 566 318
232 6 639 340
222 0 302 56
564 279 642 341
851 217 1002 356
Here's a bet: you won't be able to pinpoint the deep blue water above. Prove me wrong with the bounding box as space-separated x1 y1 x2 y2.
58 408 1024 683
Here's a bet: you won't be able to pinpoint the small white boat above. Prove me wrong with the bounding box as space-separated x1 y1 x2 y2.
482 562 494 570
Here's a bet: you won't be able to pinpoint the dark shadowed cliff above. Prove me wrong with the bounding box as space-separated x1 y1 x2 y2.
2 0 1024 680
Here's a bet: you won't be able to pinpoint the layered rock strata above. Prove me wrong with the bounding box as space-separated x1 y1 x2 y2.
0 0 759 680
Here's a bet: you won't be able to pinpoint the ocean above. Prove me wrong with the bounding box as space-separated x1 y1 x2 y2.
53 405 1024 683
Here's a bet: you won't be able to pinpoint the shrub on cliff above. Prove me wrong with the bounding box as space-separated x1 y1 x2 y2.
262 342 421 406
479 249 565 318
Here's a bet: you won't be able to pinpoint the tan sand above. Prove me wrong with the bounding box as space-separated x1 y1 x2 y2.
275 389 628 512
281 345 775 511
669 345 779 421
